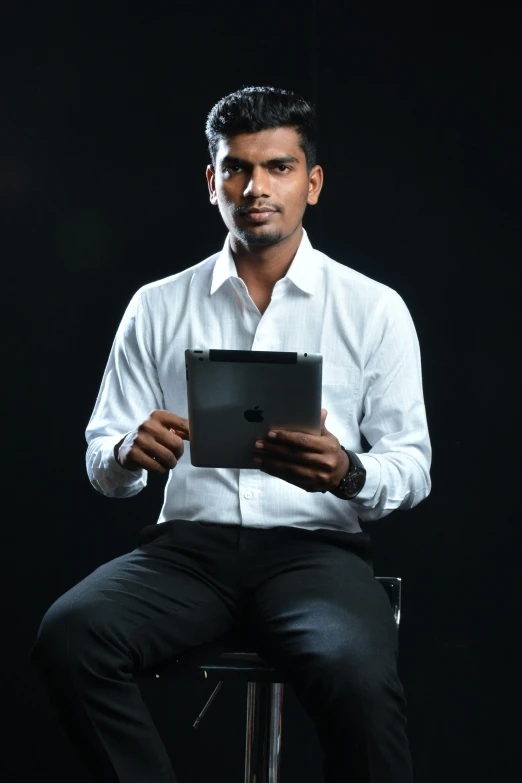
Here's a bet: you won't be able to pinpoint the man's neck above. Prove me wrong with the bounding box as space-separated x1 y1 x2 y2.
231 226 303 295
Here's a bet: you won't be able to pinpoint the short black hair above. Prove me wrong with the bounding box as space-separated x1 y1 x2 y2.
205 86 317 172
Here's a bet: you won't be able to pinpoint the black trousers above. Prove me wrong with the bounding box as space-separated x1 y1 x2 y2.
31 520 413 783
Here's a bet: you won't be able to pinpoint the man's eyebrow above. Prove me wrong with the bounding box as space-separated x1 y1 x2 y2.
220 154 300 167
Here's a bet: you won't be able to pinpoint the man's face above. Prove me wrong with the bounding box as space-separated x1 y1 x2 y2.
206 127 322 248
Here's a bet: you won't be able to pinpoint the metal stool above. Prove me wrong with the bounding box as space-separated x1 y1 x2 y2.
138 576 401 783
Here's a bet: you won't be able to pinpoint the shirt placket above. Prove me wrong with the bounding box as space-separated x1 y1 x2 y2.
236 282 280 527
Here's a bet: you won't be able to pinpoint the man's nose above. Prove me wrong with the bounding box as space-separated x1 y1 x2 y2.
243 167 271 198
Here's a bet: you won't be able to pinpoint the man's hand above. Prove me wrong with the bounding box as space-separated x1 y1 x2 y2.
115 410 190 475
253 409 349 493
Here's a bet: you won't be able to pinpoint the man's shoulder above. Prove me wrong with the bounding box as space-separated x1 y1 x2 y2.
136 252 220 299
315 247 398 302
118 252 221 324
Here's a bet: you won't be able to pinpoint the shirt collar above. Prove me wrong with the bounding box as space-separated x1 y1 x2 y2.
210 228 317 296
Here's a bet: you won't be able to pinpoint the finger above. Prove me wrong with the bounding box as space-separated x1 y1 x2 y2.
320 408 328 436
170 425 190 441
166 415 190 439
139 452 173 475
150 410 190 440
255 444 326 469
143 441 180 470
169 427 190 443
257 459 327 492
264 429 325 452
257 458 310 488
151 428 186 459
165 430 186 458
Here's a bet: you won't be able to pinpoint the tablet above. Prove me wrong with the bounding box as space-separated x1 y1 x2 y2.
185 349 323 468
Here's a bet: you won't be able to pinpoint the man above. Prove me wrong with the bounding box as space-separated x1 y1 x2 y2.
32 86 431 782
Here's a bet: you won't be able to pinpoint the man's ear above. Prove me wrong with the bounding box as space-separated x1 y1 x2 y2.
307 164 324 206
206 164 218 205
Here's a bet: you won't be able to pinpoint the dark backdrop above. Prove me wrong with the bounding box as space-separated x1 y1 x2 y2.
2 2 521 781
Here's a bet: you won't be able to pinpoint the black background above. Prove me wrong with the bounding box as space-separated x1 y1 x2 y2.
2 2 521 781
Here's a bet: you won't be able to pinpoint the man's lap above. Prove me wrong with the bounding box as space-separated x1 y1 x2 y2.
36 520 396 676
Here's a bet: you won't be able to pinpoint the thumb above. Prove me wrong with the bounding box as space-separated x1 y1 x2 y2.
320 408 329 435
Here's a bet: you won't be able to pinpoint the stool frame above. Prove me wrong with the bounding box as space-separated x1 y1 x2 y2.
139 575 401 783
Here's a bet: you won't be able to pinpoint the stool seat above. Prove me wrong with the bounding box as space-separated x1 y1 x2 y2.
139 626 286 683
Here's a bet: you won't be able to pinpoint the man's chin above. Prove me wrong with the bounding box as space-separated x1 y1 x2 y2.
235 226 283 247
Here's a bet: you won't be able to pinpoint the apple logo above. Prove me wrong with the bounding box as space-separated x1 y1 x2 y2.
244 405 264 423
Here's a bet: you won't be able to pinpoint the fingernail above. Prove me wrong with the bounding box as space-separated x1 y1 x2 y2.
268 431 277 438
255 440 264 449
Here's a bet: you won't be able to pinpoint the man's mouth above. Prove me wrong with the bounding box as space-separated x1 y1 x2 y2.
240 208 277 223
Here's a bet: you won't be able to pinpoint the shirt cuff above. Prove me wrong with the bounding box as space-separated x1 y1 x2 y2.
103 436 142 476
352 453 381 503
90 434 147 497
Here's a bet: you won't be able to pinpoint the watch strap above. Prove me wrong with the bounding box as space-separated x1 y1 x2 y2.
335 447 367 500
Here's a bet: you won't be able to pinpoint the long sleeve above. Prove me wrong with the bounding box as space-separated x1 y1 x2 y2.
349 289 432 521
85 290 164 498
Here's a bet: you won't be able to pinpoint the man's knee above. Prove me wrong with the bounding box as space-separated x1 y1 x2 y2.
307 635 400 704
31 590 122 677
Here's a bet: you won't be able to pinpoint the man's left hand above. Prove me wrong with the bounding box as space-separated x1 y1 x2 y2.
253 409 349 493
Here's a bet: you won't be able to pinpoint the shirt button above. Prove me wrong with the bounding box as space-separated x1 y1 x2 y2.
243 491 253 499
256 335 262 341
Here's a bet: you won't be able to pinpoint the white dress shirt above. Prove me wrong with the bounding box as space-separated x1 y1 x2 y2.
86 229 431 534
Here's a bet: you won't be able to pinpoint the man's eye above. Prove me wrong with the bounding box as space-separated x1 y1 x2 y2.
275 165 290 173
223 165 241 173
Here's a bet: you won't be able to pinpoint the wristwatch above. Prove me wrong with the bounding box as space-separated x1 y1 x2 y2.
334 447 367 499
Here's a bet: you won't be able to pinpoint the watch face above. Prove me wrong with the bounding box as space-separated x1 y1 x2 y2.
346 472 365 494
337 449 366 499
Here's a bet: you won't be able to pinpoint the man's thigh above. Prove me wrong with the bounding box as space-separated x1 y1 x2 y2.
35 520 241 672
241 527 398 676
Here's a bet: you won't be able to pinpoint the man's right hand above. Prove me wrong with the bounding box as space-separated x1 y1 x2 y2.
114 410 190 474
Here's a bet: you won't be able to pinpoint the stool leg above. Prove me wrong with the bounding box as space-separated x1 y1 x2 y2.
245 682 262 783
244 682 284 783
267 682 284 783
